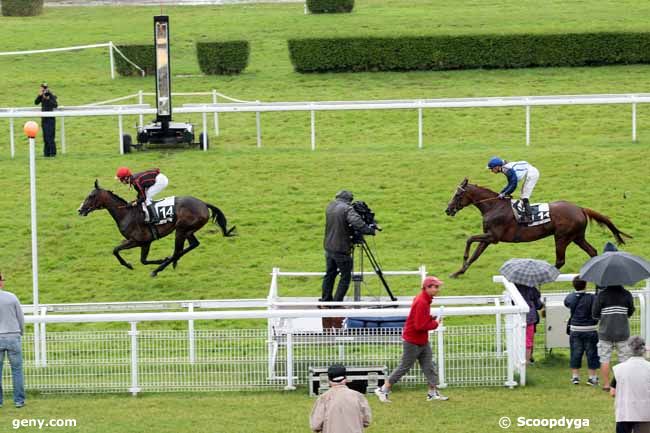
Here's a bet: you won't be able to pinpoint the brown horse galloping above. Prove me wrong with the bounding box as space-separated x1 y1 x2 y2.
78 180 236 277
445 178 631 278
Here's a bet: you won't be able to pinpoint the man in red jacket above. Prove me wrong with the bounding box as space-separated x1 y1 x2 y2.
374 276 448 403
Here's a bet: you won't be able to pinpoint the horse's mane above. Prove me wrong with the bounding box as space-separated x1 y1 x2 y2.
468 183 498 196
102 188 129 205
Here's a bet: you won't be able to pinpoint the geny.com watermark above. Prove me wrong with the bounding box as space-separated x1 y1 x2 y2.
11 419 77 430
499 416 590 429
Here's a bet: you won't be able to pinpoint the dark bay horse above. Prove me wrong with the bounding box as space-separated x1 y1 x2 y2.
78 180 236 277
445 178 630 278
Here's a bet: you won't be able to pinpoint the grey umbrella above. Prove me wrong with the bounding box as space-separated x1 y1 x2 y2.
499 258 560 287
579 251 650 286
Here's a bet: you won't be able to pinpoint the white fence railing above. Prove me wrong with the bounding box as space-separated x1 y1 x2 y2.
5 273 647 395
2 93 648 155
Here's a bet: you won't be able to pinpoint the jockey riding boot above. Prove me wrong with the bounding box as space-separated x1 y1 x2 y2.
521 198 533 224
147 204 158 224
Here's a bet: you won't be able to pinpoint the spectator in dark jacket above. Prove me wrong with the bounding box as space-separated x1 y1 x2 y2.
516 284 544 364
592 285 635 391
34 83 58 157
564 277 600 386
320 190 375 302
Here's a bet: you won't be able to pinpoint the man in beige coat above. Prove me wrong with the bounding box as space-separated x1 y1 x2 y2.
310 364 372 433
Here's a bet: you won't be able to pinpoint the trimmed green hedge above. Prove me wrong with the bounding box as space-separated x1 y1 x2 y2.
306 0 354 14
196 41 250 75
288 33 650 73
114 45 156 77
2 0 43 16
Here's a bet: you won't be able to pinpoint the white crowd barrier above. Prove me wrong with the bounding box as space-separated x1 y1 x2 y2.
5 272 645 395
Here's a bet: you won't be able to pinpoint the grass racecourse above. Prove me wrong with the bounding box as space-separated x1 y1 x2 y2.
1 1 650 432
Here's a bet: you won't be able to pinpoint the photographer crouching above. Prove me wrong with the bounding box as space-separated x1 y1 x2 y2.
34 83 58 157
321 190 376 303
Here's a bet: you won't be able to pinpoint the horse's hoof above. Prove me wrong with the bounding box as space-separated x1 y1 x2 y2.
126 264 134 270
150 271 158 277
449 272 461 279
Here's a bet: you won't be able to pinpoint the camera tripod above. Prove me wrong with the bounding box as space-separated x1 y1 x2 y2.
352 238 396 301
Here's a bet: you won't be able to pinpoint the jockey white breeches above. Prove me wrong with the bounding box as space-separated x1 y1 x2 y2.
520 167 539 199
145 173 169 205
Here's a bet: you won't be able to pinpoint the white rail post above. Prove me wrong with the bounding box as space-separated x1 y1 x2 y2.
129 322 141 396
310 109 316 151
256 102 262 148
40 306 47 367
28 131 41 367
188 303 196 364
436 306 447 388
418 104 423 149
138 90 144 128
518 313 527 386
419 265 427 283
632 103 637 143
202 111 208 151
504 313 516 388
644 279 650 342
118 112 124 155
495 298 502 355
212 89 220 136
525 105 531 146
60 116 66 155
109 41 115 80
9 114 15 158
284 330 296 390
304 1 308 14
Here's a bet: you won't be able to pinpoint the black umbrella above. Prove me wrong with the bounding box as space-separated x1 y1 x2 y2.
579 251 650 286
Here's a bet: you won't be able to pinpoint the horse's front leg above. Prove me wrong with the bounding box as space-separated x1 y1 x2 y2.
140 242 167 266
113 239 140 270
451 233 493 278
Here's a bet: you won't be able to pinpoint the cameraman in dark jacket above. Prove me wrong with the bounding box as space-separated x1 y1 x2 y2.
321 190 375 302
34 83 58 157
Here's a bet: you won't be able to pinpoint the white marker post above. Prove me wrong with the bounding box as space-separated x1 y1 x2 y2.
24 120 41 366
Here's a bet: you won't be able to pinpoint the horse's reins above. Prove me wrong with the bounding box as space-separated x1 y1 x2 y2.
456 185 504 205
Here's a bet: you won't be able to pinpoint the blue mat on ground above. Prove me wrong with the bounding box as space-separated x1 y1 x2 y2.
346 316 407 329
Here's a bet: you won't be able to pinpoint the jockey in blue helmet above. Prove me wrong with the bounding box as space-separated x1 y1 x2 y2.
487 157 540 224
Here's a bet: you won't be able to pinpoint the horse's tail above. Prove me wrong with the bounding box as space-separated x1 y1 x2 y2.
582 208 632 245
206 203 236 237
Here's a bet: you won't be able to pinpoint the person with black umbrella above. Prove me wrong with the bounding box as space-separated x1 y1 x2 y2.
580 243 647 391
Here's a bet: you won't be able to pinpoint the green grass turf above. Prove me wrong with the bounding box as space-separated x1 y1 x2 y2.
1 356 617 433
1 1 649 307
0 2 647 432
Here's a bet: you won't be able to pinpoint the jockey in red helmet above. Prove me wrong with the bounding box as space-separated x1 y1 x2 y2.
115 166 168 224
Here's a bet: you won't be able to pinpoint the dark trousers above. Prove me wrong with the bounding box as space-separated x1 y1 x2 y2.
42 117 56 157
569 331 600 370
321 250 353 302
388 341 439 387
616 422 650 433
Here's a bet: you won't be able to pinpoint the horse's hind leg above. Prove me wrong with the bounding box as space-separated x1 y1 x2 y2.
553 235 572 269
140 242 166 266
173 233 200 269
573 237 598 258
151 232 201 277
